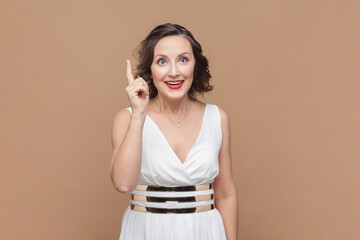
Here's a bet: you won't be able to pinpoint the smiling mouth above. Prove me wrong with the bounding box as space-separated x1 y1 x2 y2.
164 80 184 89
164 80 184 86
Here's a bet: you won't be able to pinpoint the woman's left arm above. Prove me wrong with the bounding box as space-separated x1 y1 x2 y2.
214 106 238 240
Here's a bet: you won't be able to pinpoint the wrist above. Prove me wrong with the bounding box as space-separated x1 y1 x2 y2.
130 113 146 122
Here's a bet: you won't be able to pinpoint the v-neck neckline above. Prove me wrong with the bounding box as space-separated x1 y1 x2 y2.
146 103 208 165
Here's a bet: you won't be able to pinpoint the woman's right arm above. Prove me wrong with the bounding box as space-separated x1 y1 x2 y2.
110 60 149 193
110 110 146 193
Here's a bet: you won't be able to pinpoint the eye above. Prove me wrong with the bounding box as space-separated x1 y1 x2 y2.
157 59 166 65
179 57 188 63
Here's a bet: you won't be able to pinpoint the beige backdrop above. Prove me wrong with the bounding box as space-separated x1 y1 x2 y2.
1 0 359 239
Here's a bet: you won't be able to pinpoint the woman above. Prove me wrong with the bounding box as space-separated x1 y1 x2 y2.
110 23 238 240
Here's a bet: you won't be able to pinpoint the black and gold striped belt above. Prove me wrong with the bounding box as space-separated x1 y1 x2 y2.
129 183 215 214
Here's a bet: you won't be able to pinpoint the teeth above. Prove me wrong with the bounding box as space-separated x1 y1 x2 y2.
166 81 183 86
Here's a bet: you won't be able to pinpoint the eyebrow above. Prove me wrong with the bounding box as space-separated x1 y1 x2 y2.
154 52 191 58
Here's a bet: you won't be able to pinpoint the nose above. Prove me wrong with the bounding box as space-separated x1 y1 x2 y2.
168 62 180 79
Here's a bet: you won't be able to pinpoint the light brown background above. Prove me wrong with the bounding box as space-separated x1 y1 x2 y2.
1 0 359 239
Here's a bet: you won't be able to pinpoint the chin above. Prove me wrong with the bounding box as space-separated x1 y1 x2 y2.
159 84 190 98
164 92 188 100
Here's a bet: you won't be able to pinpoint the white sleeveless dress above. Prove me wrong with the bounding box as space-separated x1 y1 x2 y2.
119 103 227 240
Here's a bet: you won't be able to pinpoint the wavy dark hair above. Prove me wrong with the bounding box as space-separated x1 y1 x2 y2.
135 23 213 101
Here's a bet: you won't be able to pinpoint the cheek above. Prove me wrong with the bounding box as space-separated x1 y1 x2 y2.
151 66 168 79
183 63 195 78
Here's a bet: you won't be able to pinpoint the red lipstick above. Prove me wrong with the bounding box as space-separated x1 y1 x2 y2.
165 80 184 89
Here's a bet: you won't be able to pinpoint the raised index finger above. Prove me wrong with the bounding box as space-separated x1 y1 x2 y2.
126 59 134 84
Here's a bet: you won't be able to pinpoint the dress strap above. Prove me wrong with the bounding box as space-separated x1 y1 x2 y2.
125 106 132 113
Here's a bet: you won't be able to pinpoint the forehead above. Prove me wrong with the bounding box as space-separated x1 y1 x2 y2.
153 35 193 55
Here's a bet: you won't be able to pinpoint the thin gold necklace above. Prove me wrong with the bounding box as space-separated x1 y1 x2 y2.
155 100 191 128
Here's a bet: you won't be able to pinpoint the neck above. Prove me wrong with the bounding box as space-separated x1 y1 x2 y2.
154 95 191 116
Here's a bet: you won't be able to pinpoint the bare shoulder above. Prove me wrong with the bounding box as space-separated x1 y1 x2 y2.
111 108 132 149
216 105 231 127
215 105 232 147
112 108 132 131
113 108 131 123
